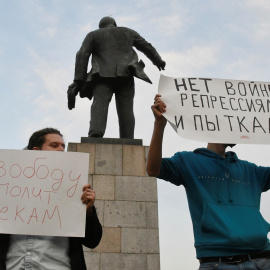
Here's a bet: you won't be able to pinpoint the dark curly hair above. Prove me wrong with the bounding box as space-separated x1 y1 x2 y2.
27 128 63 150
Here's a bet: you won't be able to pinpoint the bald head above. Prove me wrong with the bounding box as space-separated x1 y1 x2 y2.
99 16 117 28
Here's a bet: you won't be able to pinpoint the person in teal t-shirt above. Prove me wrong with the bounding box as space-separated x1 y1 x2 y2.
147 94 270 270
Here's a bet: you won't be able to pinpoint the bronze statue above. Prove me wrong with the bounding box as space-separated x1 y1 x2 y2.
68 16 165 138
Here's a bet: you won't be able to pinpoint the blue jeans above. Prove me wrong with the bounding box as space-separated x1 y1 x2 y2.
198 258 270 269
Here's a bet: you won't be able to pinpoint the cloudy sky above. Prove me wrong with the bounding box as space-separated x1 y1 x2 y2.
1 0 270 269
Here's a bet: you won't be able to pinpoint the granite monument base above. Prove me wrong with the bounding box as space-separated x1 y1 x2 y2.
67 139 160 270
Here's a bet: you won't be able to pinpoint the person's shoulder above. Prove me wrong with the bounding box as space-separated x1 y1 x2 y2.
237 157 258 167
229 154 261 170
171 150 194 159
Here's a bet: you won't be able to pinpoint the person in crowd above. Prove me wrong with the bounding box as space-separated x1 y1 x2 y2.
0 127 102 270
147 94 270 270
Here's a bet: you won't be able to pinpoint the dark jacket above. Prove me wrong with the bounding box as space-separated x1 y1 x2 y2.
0 207 102 270
74 25 164 99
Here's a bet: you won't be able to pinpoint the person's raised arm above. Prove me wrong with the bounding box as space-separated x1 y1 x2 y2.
146 94 167 177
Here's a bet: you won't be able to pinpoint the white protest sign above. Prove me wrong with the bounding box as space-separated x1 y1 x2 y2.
158 74 270 144
0 149 89 237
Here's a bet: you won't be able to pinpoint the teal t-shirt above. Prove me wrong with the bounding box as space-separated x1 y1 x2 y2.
159 148 270 258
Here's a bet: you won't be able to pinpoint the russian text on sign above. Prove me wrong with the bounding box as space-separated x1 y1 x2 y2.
0 149 89 237
158 75 270 144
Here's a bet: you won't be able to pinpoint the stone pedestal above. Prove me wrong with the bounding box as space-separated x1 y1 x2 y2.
67 138 160 270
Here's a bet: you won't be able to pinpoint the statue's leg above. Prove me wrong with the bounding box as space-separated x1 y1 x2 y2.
89 78 113 137
115 77 135 139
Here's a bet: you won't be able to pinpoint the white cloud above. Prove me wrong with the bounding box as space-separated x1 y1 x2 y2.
239 0 270 40
39 27 57 38
161 45 219 77
117 16 138 26
246 0 270 10
0 46 3 72
21 0 59 25
254 21 270 39
79 23 94 35
158 15 183 36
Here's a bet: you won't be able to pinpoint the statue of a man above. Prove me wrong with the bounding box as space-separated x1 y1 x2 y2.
68 16 165 138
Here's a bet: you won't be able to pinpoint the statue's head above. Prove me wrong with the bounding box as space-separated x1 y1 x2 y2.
99 16 117 28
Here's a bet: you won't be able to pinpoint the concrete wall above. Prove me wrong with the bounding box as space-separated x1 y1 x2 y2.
68 142 160 270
